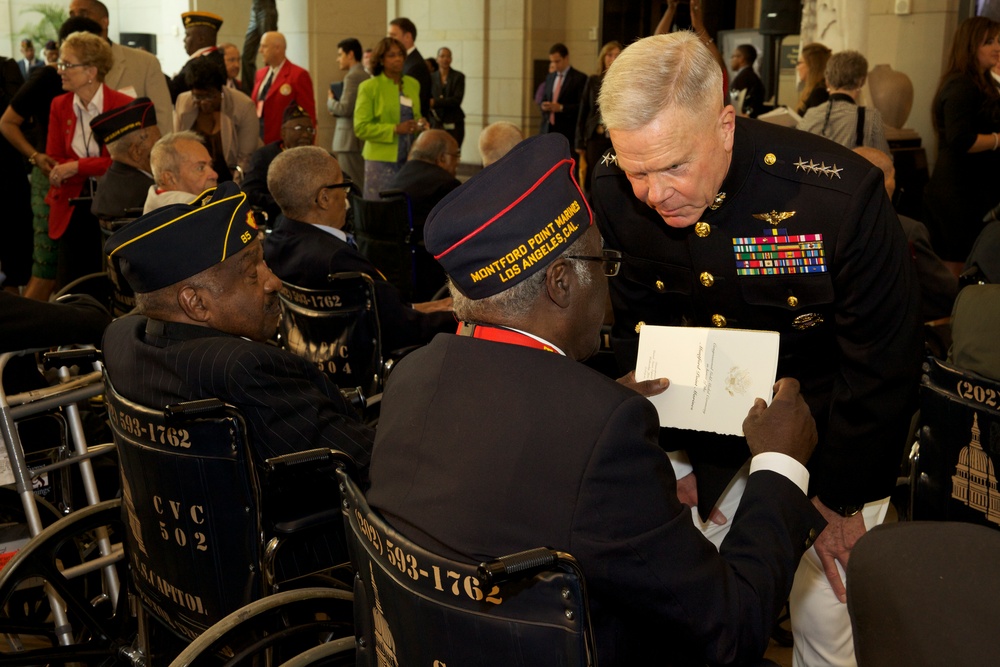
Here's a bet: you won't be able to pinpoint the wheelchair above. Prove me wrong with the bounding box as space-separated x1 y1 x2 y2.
903 357 1000 527
0 347 121 660
106 379 354 664
277 272 409 424
337 467 598 666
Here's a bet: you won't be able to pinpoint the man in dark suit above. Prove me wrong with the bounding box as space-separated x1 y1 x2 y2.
17 39 43 79
367 132 824 666
540 43 587 146
262 145 453 352
251 31 316 144
593 33 921 666
388 17 431 122
102 180 373 473
168 11 227 103
729 44 765 118
327 37 370 189
388 129 461 300
90 97 160 219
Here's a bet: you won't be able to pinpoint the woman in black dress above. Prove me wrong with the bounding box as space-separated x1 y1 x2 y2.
924 16 1000 262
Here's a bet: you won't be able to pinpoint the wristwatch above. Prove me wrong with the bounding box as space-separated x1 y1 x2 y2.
830 502 864 517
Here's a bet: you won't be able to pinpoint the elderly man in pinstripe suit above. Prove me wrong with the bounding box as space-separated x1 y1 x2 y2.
102 181 373 476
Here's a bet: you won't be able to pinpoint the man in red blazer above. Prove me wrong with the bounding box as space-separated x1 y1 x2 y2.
251 31 315 144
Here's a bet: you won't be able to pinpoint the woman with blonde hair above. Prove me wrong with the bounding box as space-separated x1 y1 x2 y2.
575 40 622 193
45 30 133 284
795 42 832 115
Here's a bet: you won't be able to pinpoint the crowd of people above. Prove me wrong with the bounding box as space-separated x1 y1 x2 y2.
2 2 999 666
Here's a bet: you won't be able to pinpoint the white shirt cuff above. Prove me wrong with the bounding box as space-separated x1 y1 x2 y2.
750 452 810 495
667 450 694 479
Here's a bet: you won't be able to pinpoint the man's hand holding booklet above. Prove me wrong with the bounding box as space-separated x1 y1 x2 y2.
635 325 781 436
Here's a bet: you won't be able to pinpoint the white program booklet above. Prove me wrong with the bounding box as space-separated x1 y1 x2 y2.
635 325 781 436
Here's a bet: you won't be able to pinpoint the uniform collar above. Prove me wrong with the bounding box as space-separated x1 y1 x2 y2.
705 118 754 219
144 318 235 345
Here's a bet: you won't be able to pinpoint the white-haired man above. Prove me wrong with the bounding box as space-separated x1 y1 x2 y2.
591 32 921 667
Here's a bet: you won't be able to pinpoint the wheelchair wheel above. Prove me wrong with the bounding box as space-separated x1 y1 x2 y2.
168 588 354 667
0 500 131 666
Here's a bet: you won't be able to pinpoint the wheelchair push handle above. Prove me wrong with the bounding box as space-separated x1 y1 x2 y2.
478 547 562 586
165 398 227 417
43 348 102 369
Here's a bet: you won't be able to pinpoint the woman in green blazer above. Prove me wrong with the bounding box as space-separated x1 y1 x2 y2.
354 36 424 200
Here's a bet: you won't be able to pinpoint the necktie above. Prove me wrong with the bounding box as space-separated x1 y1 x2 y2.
346 233 359 250
258 69 274 101
549 72 563 125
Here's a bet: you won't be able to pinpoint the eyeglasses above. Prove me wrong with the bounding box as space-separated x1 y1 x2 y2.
565 248 622 277
286 125 316 135
319 179 353 192
447 151 461 159
315 179 353 202
56 61 87 71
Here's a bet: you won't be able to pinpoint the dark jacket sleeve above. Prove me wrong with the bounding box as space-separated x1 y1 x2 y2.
572 395 824 665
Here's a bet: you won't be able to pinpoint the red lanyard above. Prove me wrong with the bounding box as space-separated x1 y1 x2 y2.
456 322 560 354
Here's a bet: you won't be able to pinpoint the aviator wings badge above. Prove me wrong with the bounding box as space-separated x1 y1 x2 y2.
751 210 797 226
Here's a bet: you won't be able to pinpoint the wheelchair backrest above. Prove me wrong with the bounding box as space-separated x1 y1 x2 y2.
337 468 595 667
348 192 414 301
104 379 263 642
915 357 1000 528
277 273 383 397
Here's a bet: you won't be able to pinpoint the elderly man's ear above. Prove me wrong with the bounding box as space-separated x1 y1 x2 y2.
177 285 212 323
544 259 574 310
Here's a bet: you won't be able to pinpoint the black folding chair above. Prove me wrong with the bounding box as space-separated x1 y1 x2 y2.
848 521 1000 666
348 190 415 301
337 468 597 667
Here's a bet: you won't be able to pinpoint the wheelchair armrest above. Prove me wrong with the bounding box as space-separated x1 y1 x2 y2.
42 347 102 369
340 386 368 411
478 547 561 586
266 447 337 472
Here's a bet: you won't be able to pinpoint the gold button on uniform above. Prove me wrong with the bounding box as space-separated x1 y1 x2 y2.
711 314 727 327
787 296 799 307
694 222 711 238
764 152 777 166
635 321 645 333
699 272 714 287
655 280 665 292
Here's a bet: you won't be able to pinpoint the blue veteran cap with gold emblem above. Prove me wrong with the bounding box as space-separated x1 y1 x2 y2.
90 97 156 145
425 132 592 299
104 181 260 293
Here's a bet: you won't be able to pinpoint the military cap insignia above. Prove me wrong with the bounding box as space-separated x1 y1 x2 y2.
600 150 618 167
793 157 843 179
752 210 796 225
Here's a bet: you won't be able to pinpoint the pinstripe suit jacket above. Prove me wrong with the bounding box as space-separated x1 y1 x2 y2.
102 315 373 471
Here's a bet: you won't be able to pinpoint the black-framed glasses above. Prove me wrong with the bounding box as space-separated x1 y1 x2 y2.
315 179 353 202
56 61 87 71
565 248 622 277
287 125 316 135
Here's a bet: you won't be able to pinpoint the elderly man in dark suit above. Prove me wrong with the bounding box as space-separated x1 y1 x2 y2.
90 97 160 219
367 132 825 666
102 181 373 473
262 145 452 352
388 129 461 300
388 17 431 121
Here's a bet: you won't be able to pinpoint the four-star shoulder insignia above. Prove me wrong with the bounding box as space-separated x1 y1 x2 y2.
793 156 843 179
600 150 618 167
752 210 797 225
